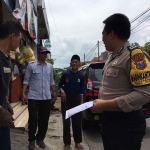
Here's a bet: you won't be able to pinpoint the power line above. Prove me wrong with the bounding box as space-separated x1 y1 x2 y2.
130 7 150 23
81 41 104 62
81 44 98 62
86 46 98 61
131 13 150 31
47 0 64 50
85 44 97 58
132 25 150 34
86 44 101 61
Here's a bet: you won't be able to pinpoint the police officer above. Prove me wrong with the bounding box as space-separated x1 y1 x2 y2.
91 13 150 150
58 55 84 150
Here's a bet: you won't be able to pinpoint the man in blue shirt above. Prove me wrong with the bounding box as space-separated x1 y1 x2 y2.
58 55 84 150
22 47 57 150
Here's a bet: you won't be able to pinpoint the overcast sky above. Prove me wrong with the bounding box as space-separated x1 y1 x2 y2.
44 0 150 68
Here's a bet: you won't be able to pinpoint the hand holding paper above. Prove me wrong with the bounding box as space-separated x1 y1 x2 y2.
65 101 94 119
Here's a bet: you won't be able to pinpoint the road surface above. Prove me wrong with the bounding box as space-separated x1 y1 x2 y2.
84 118 150 150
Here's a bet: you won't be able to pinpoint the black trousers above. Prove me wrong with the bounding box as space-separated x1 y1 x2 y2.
101 110 146 150
61 96 82 146
28 99 51 142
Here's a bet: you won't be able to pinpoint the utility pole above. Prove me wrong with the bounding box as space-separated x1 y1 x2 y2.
84 53 85 63
97 41 100 60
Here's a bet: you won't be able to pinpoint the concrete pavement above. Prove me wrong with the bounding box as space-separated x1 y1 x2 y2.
11 99 90 150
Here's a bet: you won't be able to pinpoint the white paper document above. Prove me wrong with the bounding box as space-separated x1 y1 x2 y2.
65 101 94 119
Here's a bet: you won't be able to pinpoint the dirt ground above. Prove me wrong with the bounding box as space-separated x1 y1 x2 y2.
11 98 90 150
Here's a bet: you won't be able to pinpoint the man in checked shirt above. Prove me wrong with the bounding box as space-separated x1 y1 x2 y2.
22 47 57 150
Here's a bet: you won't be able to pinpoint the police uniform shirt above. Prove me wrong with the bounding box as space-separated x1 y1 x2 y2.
99 41 150 112
58 70 84 96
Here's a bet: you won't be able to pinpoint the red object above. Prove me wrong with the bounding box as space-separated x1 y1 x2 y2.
10 74 22 103
86 78 93 96
93 90 99 97
86 78 99 97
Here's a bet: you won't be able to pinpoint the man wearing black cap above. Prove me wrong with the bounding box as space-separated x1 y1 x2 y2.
22 47 57 150
58 55 84 150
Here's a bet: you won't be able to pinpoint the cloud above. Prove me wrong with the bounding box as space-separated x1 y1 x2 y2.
51 35 103 68
44 0 150 68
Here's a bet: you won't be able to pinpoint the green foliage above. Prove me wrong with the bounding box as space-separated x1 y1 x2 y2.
143 42 150 55
133 42 141 48
46 58 54 64
53 69 61 95
53 69 60 86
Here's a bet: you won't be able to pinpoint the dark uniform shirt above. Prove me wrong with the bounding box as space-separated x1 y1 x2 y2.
0 51 11 108
58 70 84 96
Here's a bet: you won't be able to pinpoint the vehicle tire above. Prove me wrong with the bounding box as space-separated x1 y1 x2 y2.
82 117 90 130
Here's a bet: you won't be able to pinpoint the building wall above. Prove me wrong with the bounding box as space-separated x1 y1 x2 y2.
1 0 37 54
101 51 108 61
1 0 15 21
42 0 50 39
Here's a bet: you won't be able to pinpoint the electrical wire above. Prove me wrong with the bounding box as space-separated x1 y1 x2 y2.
131 13 150 31
47 0 64 50
132 25 150 34
81 44 98 62
130 7 150 23
86 46 98 61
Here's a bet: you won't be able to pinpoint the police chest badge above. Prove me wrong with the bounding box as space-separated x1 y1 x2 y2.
129 47 150 86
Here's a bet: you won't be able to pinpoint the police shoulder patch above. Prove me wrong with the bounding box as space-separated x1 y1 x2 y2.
130 48 150 86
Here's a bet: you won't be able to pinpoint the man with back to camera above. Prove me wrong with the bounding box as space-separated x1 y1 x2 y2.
0 20 22 150
58 55 84 150
91 13 150 150
22 47 57 150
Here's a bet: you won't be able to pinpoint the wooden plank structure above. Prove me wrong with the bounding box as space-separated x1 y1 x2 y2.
11 102 28 131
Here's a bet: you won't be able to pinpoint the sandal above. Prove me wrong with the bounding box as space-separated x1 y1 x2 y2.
63 145 70 150
75 143 83 149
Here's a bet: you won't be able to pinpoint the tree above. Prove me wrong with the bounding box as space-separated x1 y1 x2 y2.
46 58 54 65
53 69 60 86
143 42 150 55
132 42 141 48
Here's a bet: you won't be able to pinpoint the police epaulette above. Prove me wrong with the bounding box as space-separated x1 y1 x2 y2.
127 45 139 51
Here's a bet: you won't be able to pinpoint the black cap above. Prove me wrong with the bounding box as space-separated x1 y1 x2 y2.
71 55 80 62
37 47 50 53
